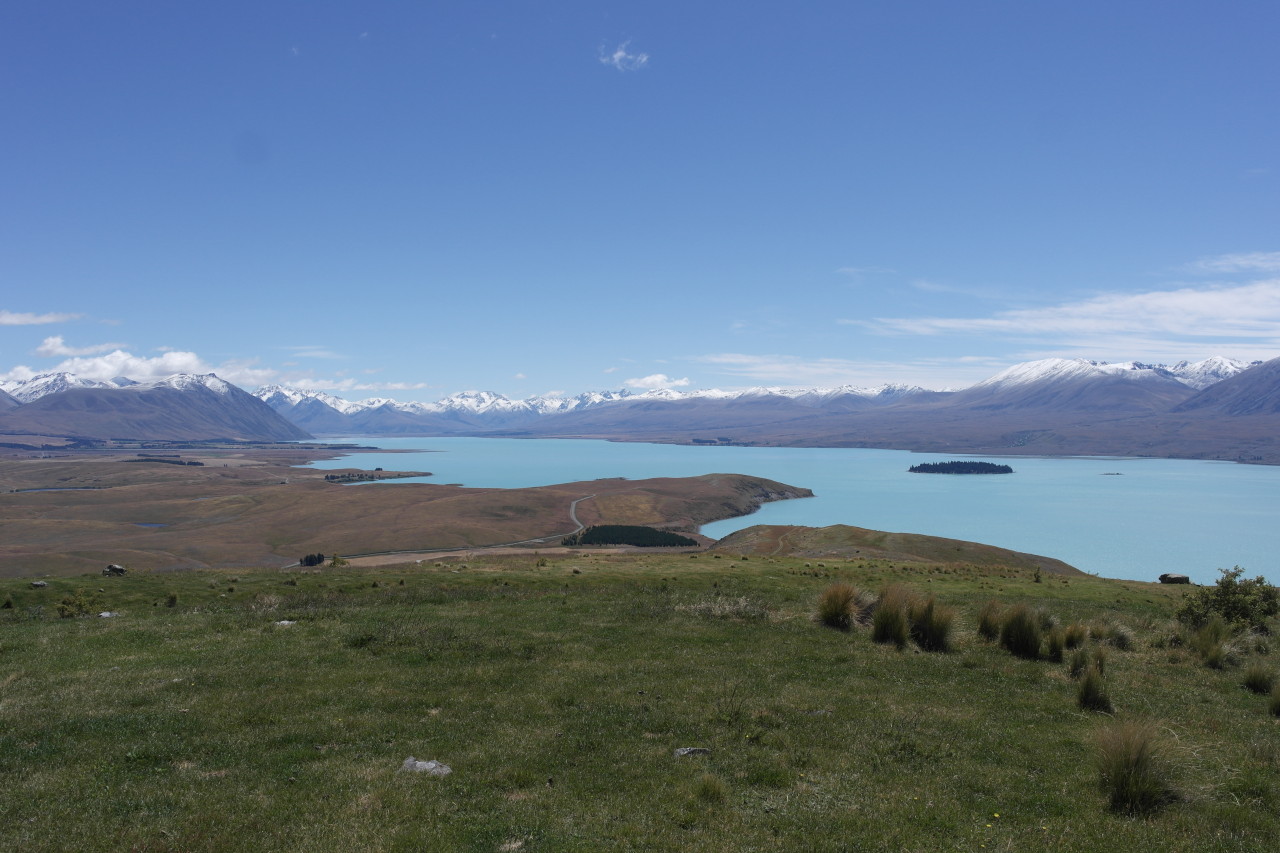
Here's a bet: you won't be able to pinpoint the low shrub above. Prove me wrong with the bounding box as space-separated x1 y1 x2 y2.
55 589 96 619
1175 566 1279 632
816 582 860 631
908 594 954 653
872 585 911 649
1000 604 1042 659
1078 666 1113 713
1096 721 1176 813
1242 663 1275 695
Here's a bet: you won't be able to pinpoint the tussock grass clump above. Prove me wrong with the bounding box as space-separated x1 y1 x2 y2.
871 585 912 649
816 582 860 631
999 604 1042 659
683 596 769 621
1046 626 1065 662
1064 621 1089 649
1098 622 1135 650
976 599 1003 641
693 773 727 804
1242 663 1275 695
1093 645 1109 677
1069 647 1090 679
1096 721 1176 813
1078 665 1113 712
908 594 954 653
1190 618 1238 669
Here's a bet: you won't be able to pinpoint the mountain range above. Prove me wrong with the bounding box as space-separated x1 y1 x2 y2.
2 356 1277 460
0 374 309 443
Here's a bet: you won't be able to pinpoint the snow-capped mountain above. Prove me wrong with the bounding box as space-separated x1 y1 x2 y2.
250 381 932 434
248 358 1275 437
0 373 309 442
2 356 1272 451
0 372 118 403
1165 357 1257 390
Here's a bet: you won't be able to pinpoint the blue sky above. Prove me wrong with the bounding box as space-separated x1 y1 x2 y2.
2 1 1278 400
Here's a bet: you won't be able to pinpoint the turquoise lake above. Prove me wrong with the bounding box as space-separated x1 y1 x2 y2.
302 437 1279 585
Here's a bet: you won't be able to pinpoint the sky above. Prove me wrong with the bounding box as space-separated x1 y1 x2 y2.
2 1 1278 400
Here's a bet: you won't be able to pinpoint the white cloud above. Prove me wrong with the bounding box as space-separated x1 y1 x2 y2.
283 376 432 394
35 335 126 357
599 41 649 71
1 310 80 326
855 280 1280 343
1 349 277 388
697 353 980 389
280 346 344 360
602 367 620 374
513 372 527 380
1187 252 1280 274
624 373 689 390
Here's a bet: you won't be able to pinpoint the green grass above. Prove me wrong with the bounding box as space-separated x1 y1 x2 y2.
2 555 1278 851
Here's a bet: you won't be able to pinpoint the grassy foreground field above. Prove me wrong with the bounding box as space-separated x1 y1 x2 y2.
3 554 1278 851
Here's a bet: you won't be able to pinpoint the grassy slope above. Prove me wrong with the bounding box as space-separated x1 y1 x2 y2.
3 555 1277 852
712 524 1084 576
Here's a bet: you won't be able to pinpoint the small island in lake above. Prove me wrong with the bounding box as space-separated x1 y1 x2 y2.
908 460 1014 475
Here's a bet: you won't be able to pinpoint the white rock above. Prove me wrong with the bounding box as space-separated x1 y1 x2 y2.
400 757 451 776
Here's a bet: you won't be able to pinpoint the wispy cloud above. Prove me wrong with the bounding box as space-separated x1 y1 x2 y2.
280 346 345 360
284 377 432 394
1187 252 1280 274
599 41 649 71
1 310 80 326
625 373 688 390
856 280 1280 342
35 335 126 357
697 353 985 389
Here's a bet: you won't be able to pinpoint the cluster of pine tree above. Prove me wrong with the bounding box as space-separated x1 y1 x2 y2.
562 525 698 547
908 461 1014 474
298 553 326 566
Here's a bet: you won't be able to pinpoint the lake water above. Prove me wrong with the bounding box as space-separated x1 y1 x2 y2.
301 437 1279 585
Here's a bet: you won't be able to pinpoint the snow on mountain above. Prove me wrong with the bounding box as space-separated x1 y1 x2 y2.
969 357 1218 391
136 373 236 395
1165 357 1257 390
0 372 116 403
